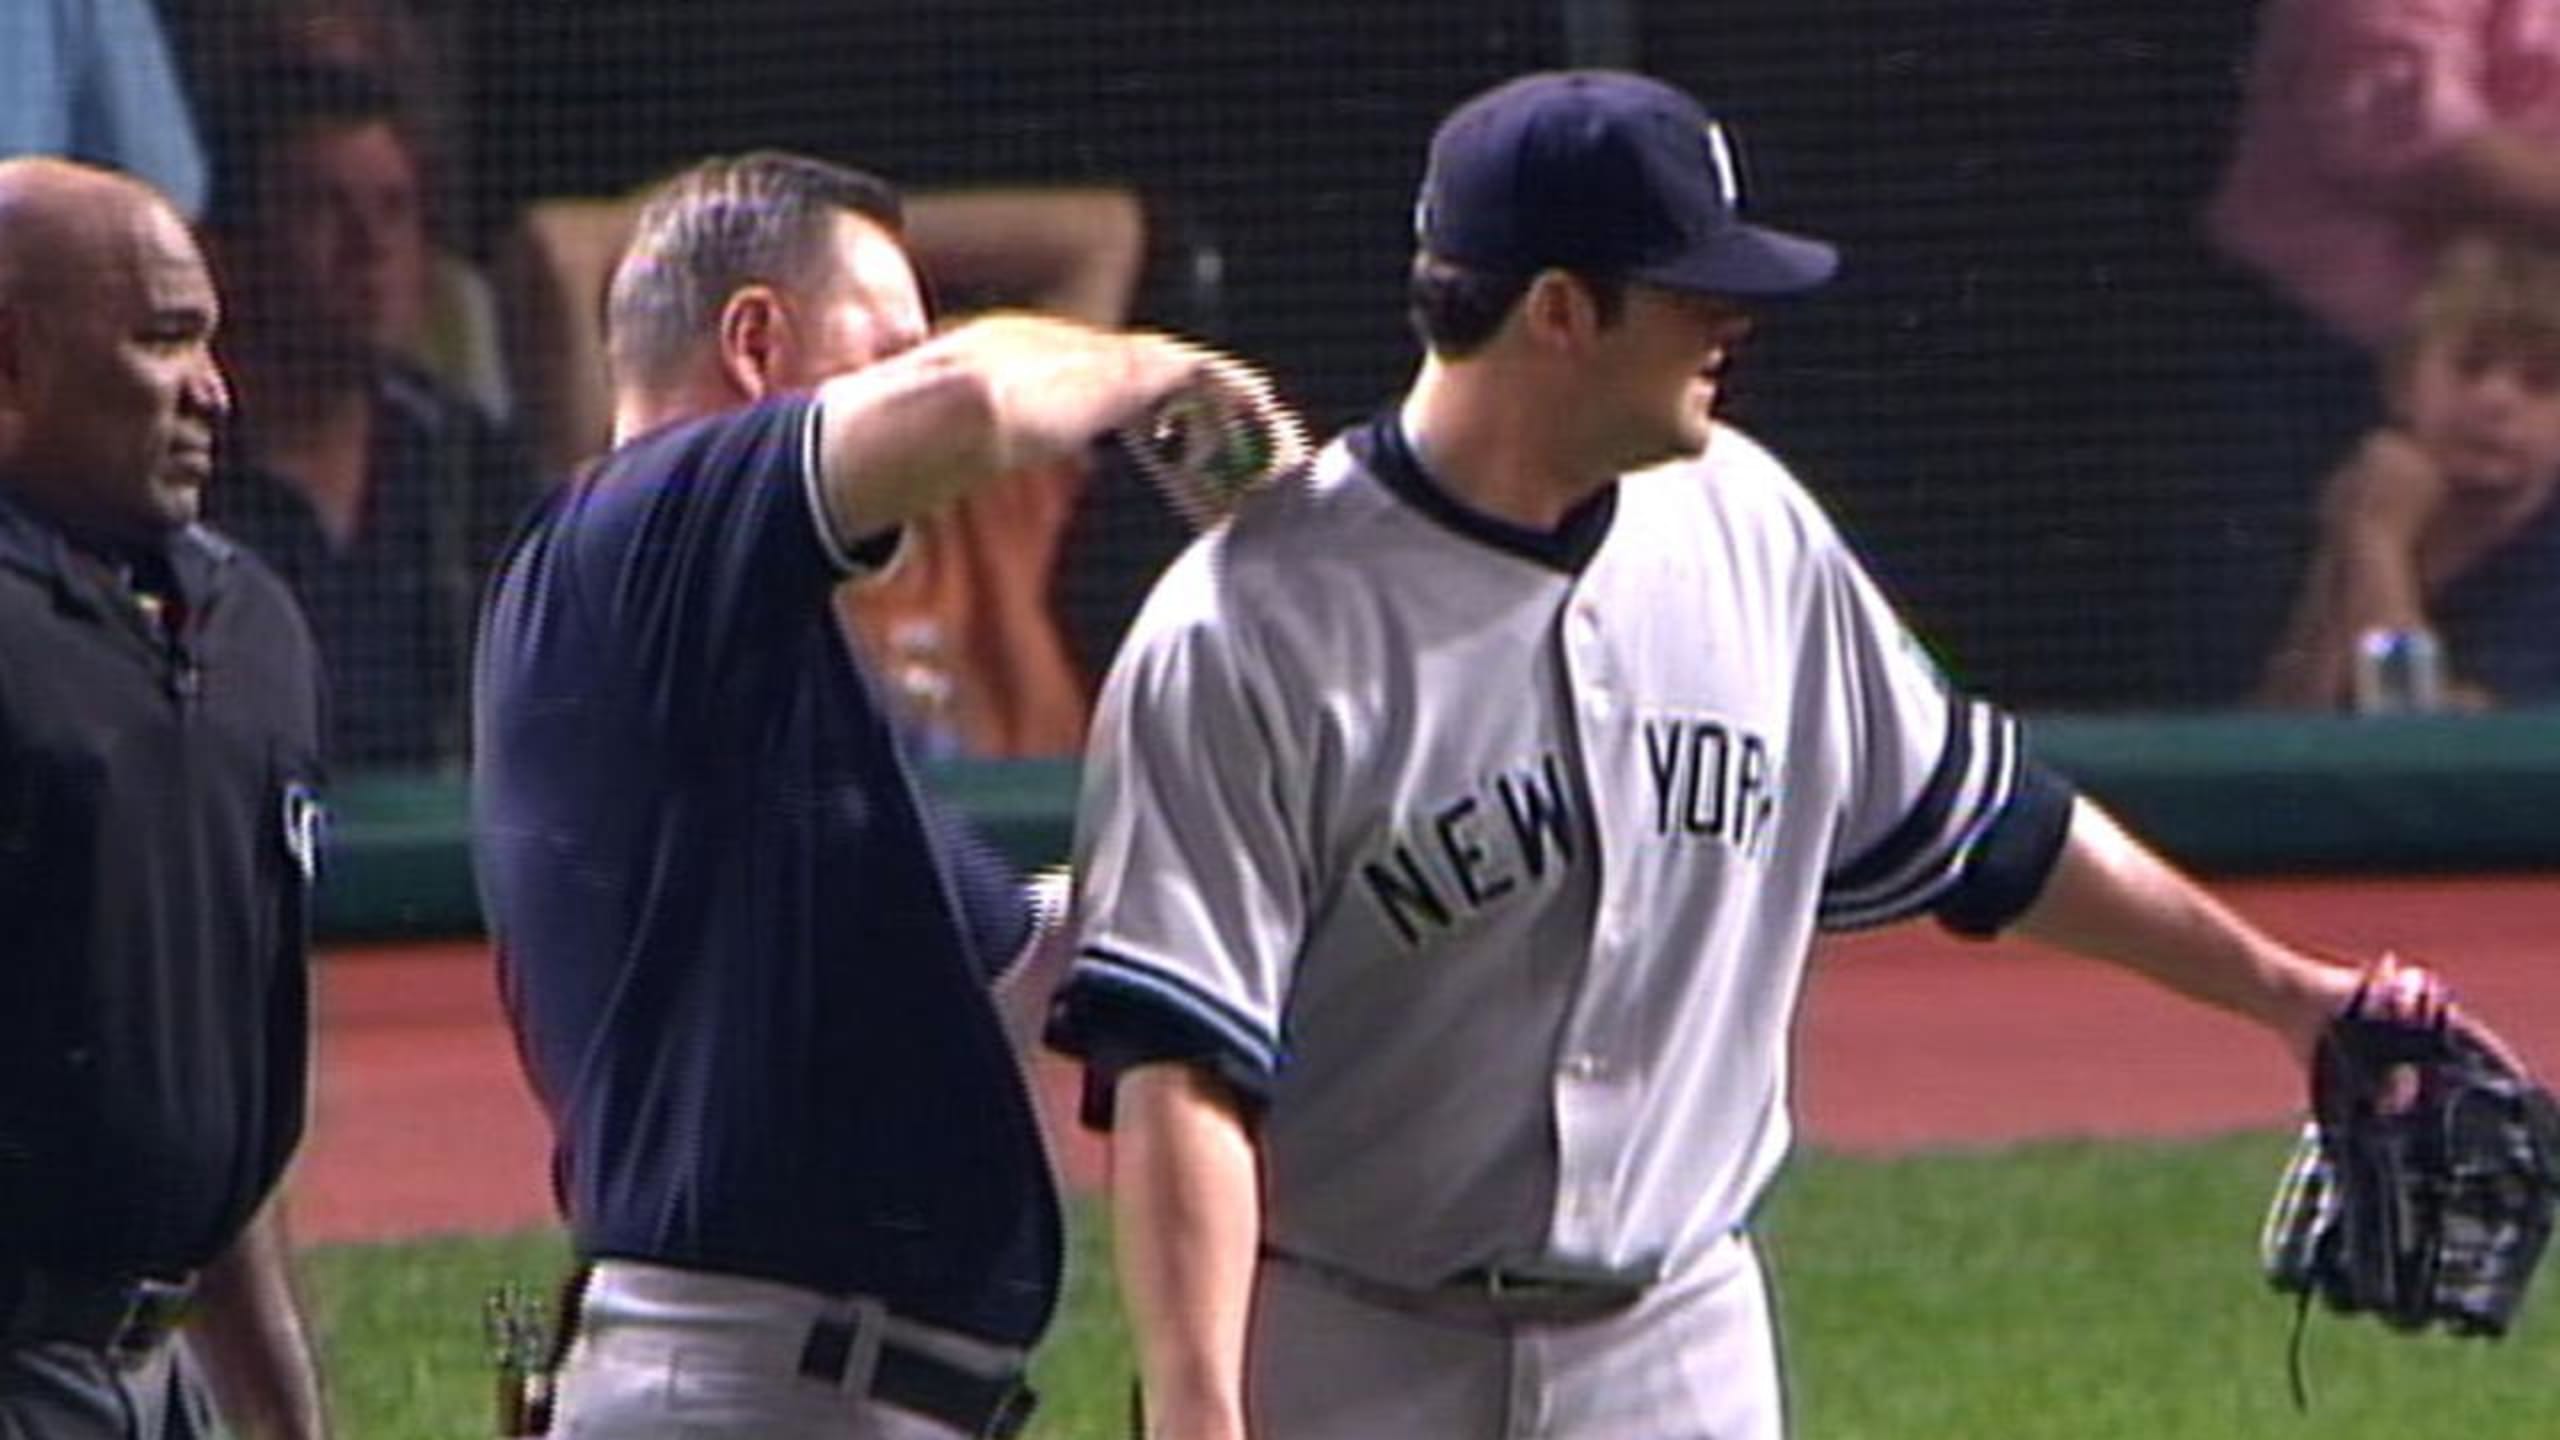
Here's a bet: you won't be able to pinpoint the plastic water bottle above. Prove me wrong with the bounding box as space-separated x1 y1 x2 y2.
2351 627 2445 714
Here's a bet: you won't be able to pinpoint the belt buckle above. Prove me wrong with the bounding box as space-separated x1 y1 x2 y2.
1457 1257 1656 1322
1472 1264 1588 1309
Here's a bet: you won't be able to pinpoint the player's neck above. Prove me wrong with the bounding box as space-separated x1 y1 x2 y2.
1401 364 1615 530
612 343 796 447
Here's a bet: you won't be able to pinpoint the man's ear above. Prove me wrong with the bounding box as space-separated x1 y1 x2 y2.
715 285 791 398
1518 270 1601 351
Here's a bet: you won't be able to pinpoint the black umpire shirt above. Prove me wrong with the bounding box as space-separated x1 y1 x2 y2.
0 492 323 1278
473 395 1056 1346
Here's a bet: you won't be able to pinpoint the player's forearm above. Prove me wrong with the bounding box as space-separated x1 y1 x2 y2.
1113 1062 1261 1440
192 1199 331 1440
813 313 1201 539
2008 799 2357 1058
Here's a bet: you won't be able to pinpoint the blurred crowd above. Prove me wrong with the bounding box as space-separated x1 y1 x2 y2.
7 0 2560 772
8 0 1170 773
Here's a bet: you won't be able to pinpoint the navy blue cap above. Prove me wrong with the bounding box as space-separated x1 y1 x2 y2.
1416 71 1837 297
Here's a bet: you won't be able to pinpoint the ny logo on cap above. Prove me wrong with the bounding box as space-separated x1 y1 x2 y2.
1702 119 1742 207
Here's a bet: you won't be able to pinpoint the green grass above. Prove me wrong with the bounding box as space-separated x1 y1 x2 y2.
1762 1134 2558 1438
303 1132 2559 1438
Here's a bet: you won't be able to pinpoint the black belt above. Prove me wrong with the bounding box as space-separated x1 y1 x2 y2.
0 1268 197 1356
798 1316 1036 1439
1262 1245 1659 1327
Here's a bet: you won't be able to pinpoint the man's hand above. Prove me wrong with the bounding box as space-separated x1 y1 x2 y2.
191 1201 330 1440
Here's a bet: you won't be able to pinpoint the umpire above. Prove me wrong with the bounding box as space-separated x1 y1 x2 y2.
0 159 330 1439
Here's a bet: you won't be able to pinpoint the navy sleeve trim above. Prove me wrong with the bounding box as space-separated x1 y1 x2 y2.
798 398 862 574
1046 946 1281 1073
1044 946 1281 1131
1054 1016 1275 1134
1821 697 2020 930
1933 759 2075 938
797 397 907 576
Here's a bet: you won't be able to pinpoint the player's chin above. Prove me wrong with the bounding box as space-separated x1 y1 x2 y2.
1675 395 1719 452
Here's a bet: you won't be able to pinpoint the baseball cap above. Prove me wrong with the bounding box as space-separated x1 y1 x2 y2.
1415 70 1837 297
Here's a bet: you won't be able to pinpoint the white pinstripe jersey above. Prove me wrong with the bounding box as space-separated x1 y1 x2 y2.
1063 415 2017 1289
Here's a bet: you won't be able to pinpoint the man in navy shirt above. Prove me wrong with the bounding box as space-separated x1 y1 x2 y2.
472 151 1237 1439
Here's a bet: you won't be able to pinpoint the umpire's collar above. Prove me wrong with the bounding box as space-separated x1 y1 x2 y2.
0 484 236 620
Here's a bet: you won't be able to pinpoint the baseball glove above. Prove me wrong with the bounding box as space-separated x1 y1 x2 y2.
2261 960 2560 1401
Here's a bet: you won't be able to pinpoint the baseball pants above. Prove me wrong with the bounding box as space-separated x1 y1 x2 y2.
549 1260 1026 1440
1248 1230 1784 1440
0 1338 222 1440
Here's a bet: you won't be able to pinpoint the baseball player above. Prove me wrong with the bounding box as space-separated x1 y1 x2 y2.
1046 71 2503 1440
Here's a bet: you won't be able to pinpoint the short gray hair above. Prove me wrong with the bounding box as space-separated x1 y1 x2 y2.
604 151 904 392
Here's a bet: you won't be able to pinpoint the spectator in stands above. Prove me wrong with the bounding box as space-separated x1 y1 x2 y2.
2261 235 2560 710
174 0 509 417
2202 1 2560 704
2210 0 2560 358
200 63 537 770
1 0 207 216
177 0 460 156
